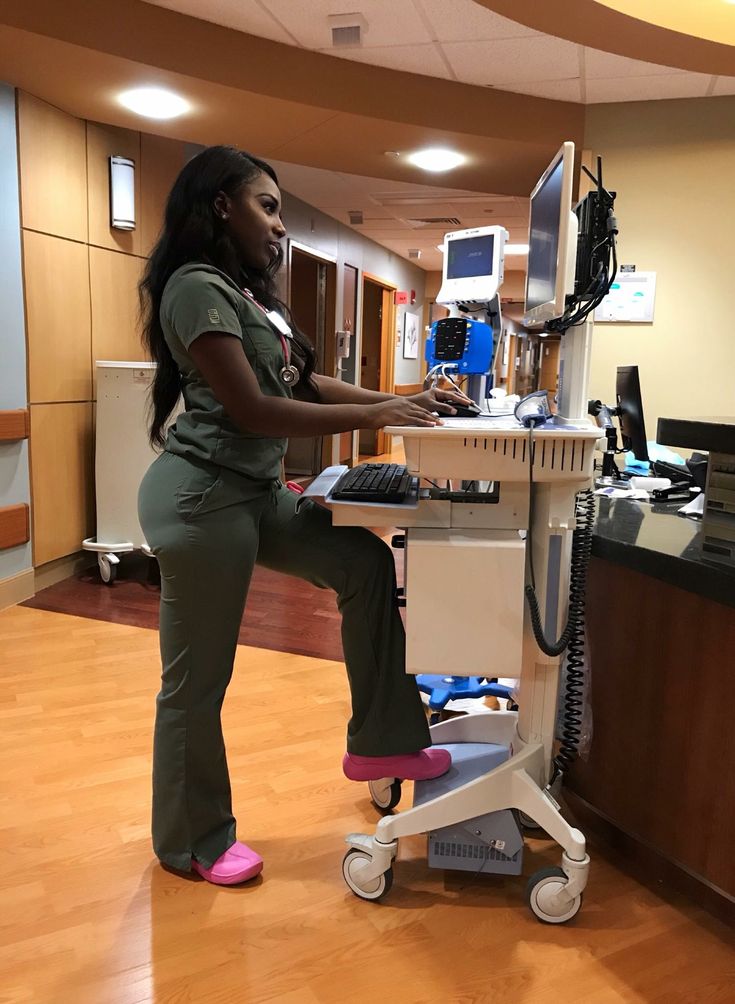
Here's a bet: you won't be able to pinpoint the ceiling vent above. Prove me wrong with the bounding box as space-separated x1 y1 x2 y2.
328 13 367 47
348 210 364 225
410 216 461 227
408 249 422 260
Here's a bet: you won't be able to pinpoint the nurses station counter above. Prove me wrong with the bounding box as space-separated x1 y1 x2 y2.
567 483 735 923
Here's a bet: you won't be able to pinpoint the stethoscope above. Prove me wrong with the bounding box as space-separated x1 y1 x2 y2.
241 287 300 387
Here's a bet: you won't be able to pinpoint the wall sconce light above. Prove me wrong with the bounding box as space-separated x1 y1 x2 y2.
109 155 136 231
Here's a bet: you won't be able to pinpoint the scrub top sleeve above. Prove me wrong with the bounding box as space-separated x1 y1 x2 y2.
163 273 244 351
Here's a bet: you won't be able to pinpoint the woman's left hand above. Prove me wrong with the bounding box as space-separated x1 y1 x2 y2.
407 388 473 415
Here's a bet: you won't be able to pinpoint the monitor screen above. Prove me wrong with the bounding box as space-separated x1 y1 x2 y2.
525 158 563 311
616 365 649 462
446 234 495 280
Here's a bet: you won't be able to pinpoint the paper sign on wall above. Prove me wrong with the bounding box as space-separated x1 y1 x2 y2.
594 271 656 323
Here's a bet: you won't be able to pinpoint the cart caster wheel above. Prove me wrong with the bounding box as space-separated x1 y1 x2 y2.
526 866 583 924
518 811 543 832
98 553 119 585
368 777 402 813
342 850 393 901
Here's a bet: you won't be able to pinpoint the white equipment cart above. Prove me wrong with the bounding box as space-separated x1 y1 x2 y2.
83 361 159 584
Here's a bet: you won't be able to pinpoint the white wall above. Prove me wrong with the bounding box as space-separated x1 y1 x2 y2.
585 96 735 441
0 83 31 580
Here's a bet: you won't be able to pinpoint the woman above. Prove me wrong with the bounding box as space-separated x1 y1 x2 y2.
138 145 464 886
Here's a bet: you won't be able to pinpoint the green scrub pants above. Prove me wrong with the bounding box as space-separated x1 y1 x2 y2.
138 450 430 871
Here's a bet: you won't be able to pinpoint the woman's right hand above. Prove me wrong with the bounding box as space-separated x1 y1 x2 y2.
365 398 441 430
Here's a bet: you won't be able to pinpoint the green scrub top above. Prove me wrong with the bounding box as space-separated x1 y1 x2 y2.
160 263 292 485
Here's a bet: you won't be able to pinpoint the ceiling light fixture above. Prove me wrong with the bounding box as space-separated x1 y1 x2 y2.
118 87 190 120
406 148 466 173
505 244 530 255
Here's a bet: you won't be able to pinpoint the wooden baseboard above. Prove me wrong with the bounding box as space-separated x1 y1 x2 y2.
0 568 35 611
564 790 735 927
34 550 96 592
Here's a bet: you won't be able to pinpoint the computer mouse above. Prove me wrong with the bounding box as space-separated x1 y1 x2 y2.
448 402 482 418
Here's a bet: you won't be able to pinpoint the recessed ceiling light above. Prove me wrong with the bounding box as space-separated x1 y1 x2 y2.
406 148 466 173
505 243 530 255
118 87 190 120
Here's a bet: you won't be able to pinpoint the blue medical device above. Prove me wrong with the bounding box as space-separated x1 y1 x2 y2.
425 316 495 375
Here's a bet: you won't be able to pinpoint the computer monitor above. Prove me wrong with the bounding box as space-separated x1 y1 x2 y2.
523 142 578 328
437 225 508 306
616 365 649 462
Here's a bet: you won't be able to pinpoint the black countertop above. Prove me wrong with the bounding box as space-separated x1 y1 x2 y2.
592 497 735 609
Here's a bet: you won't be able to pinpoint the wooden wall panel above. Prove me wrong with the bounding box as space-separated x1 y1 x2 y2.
17 92 88 243
140 133 186 257
87 122 141 256
30 403 94 566
24 230 91 404
90 247 146 376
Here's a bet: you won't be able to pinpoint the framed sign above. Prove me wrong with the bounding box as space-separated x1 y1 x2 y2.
402 311 419 359
594 271 657 323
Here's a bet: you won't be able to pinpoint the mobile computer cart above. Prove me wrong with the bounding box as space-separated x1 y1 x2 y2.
301 417 600 923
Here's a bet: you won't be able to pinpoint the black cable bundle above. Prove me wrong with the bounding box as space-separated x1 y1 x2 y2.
524 489 596 781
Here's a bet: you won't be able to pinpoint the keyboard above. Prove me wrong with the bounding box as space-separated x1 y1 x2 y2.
331 463 414 504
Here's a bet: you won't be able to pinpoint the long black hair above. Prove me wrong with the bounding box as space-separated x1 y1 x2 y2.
139 145 317 448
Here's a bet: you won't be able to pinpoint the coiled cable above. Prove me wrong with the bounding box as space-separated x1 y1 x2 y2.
522 428 596 782
551 489 595 782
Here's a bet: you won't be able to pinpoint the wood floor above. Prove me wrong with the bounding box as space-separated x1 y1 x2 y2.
1 604 734 1004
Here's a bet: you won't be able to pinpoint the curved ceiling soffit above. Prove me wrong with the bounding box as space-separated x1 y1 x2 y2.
0 0 582 143
472 0 735 76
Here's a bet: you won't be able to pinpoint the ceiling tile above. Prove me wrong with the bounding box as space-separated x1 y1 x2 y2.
415 0 540 43
325 43 452 80
141 0 296 44
586 72 713 103
265 0 433 49
584 47 686 79
443 36 580 85
711 76 735 95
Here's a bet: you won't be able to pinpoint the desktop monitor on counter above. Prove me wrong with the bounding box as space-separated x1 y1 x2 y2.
523 142 578 328
616 365 649 462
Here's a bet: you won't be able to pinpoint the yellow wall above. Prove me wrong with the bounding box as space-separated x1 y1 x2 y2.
17 92 187 565
585 96 735 444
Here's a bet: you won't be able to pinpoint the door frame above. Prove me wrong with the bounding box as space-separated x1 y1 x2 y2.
286 240 338 473
361 271 397 458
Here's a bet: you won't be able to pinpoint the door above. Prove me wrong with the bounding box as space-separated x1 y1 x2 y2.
338 263 359 466
283 243 336 476
359 275 396 459
538 337 561 400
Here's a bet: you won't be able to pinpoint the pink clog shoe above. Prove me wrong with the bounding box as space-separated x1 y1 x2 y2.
343 748 451 782
192 841 263 885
